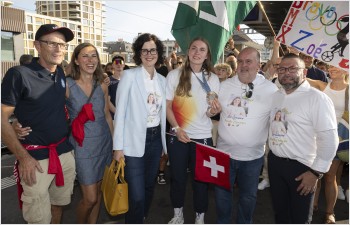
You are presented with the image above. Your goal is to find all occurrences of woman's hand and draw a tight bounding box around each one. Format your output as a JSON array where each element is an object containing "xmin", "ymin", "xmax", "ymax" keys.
[
  {"xmin": 176, "ymin": 128, "xmax": 191, "ymax": 143},
  {"xmin": 209, "ymin": 98, "xmax": 222, "ymax": 115},
  {"xmin": 113, "ymin": 150, "xmax": 124, "ymax": 162}
]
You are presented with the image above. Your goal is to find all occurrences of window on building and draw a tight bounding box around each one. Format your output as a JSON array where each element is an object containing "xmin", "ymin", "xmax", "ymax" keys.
[
  {"xmin": 29, "ymin": 49, "xmax": 35, "ymax": 57},
  {"xmin": 27, "ymin": 24, "xmax": 33, "ymax": 31},
  {"xmin": 55, "ymin": 4, "xmax": 60, "ymax": 10},
  {"xmin": 26, "ymin": 15, "xmax": 33, "ymax": 24},
  {"xmin": 1, "ymin": 31, "xmax": 15, "ymax": 61},
  {"xmin": 27, "ymin": 32, "xmax": 34, "ymax": 40},
  {"xmin": 69, "ymin": 24, "xmax": 76, "ymax": 30}
]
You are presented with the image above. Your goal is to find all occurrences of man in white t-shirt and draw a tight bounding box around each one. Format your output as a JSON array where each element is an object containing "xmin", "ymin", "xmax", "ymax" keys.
[
  {"xmin": 268, "ymin": 53, "xmax": 338, "ymax": 223},
  {"xmin": 215, "ymin": 47, "xmax": 278, "ymax": 223}
]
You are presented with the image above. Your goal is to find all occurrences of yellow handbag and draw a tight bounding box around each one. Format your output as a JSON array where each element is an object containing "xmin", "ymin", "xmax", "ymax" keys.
[{"xmin": 101, "ymin": 158, "xmax": 128, "ymax": 216}]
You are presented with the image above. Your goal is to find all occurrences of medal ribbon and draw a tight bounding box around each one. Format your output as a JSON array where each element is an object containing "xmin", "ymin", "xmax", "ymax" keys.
[{"xmin": 191, "ymin": 69, "xmax": 211, "ymax": 93}]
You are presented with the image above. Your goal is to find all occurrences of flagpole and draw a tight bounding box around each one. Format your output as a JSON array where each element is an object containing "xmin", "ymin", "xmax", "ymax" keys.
[
  {"xmin": 257, "ymin": 1, "xmax": 284, "ymax": 55},
  {"xmin": 166, "ymin": 132, "xmax": 231, "ymax": 156}
]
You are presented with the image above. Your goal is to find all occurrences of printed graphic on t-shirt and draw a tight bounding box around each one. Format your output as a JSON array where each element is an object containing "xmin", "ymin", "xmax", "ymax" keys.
[
  {"xmin": 172, "ymin": 95, "xmax": 197, "ymax": 129},
  {"xmin": 269, "ymin": 108, "xmax": 288, "ymax": 146},
  {"xmin": 147, "ymin": 92, "xmax": 161, "ymax": 123},
  {"xmin": 224, "ymin": 95, "xmax": 249, "ymax": 127}
]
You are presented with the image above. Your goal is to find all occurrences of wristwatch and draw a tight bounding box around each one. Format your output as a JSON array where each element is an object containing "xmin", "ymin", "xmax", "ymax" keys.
[
  {"xmin": 171, "ymin": 126, "xmax": 180, "ymax": 133},
  {"xmin": 309, "ymin": 169, "xmax": 324, "ymax": 179}
]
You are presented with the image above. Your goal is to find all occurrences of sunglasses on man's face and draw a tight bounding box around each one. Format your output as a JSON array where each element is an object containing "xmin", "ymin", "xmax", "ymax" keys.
[{"xmin": 113, "ymin": 59, "xmax": 124, "ymax": 65}]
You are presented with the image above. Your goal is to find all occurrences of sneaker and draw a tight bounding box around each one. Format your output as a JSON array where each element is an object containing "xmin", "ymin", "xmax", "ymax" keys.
[
  {"xmin": 158, "ymin": 173, "xmax": 166, "ymax": 185},
  {"xmin": 195, "ymin": 212, "xmax": 205, "ymax": 224},
  {"xmin": 258, "ymin": 179, "xmax": 270, "ymax": 190},
  {"xmin": 337, "ymin": 185, "xmax": 346, "ymax": 200},
  {"xmin": 168, "ymin": 208, "xmax": 184, "ymax": 224},
  {"xmin": 346, "ymin": 189, "xmax": 349, "ymax": 203}
]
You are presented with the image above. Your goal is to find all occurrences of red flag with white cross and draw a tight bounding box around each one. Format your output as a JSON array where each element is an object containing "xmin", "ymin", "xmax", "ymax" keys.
[{"xmin": 195, "ymin": 143, "xmax": 231, "ymax": 190}]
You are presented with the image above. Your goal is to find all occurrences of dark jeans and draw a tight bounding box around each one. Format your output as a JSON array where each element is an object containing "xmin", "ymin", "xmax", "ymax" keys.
[
  {"xmin": 268, "ymin": 151, "xmax": 314, "ymax": 224},
  {"xmin": 168, "ymin": 136, "xmax": 213, "ymax": 213},
  {"xmin": 124, "ymin": 125, "xmax": 163, "ymax": 224},
  {"xmin": 215, "ymin": 156, "xmax": 263, "ymax": 223}
]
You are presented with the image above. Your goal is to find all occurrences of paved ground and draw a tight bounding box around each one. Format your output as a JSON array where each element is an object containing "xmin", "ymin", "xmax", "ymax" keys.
[{"xmin": 1, "ymin": 153, "xmax": 349, "ymax": 224}]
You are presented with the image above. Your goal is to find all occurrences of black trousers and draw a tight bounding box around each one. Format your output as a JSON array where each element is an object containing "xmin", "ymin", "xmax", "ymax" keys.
[{"xmin": 268, "ymin": 151, "xmax": 314, "ymax": 224}]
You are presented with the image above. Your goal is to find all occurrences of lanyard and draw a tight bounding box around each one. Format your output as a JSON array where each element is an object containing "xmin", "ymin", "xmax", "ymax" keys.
[{"xmin": 191, "ymin": 69, "xmax": 211, "ymax": 93}]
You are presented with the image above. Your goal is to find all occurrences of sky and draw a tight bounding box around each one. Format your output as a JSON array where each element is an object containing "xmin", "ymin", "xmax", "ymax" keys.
[
  {"xmin": 10, "ymin": 0, "xmax": 264, "ymax": 44},
  {"xmin": 10, "ymin": 0, "xmax": 180, "ymax": 43}
]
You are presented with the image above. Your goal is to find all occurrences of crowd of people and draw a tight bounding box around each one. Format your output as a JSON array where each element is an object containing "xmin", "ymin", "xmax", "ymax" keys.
[{"xmin": 1, "ymin": 24, "xmax": 348, "ymax": 224}]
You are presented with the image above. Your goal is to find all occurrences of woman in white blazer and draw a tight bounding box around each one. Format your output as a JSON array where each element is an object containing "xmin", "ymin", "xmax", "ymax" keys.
[{"xmin": 112, "ymin": 33, "xmax": 167, "ymax": 224}]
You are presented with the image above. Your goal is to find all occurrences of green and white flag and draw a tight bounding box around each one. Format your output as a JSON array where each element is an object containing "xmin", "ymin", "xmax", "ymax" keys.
[{"xmin": 171, "ymin": 1, "xmax": 256, "ymax": 64}]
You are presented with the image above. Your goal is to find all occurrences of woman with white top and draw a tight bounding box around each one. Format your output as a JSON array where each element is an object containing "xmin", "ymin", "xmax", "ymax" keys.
[
  {"xmin": 307, "ymin": 65, "xmax": 348, "ymax": 224},
  {"xmin": 112, "ymin": 33, "xmax": 167, "ymax": 224},
  {"xmin": 166, "ymin": 37, "xmax": 220, "ymax": 224}
]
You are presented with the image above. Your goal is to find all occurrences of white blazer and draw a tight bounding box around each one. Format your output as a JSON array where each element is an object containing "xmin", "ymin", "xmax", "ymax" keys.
[{"xmin": 113, "ymin": 66, "xmax": 167, "ymax": 157}]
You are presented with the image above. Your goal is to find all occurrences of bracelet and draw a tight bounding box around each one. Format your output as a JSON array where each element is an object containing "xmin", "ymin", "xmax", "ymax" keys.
[{"xmin": 171, "ymin": 126, "xmax": 180, "ymax": 133}]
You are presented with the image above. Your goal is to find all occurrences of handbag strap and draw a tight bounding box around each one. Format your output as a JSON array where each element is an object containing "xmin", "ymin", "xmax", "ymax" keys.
[
  {"xmin": 345, "ymin": 85, "xmax": 349, "ymax": 112},
  {"xmin": 115, "ymin": 158, "xmax": 126, "ymax": 183},
  {"xmin": 86, "ymin": 81, "xmax": 98, "ymax": 104}
]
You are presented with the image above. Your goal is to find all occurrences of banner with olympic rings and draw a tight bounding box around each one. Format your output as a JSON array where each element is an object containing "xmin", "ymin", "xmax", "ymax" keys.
[{"xmin": 277, "ymin": 1, "xmax": 349, "ymax": 72}]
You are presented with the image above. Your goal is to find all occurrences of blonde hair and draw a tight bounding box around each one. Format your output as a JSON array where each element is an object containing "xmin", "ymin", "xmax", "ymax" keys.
[{"xmin": 214, "ymin": 63, "xmax": 233, "ymax": 78}]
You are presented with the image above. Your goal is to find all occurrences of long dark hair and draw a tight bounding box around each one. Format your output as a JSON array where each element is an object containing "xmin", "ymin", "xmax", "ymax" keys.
[
  {"xmin": 69, "ymin": 43, "xmax": 104, "ymax": 84},
  {"xmin": 175, "ymin": 37, "xmax": 214, "ymax": 97}
]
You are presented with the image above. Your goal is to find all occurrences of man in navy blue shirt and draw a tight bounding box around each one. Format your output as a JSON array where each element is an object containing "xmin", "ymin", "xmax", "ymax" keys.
[
  {"xmin": 300, "ymin": 53, "xmax": 328, "ymax": 82},
  {"xmin": 1, "ymin": 24, "xmax": 76, "ymax": 224}
]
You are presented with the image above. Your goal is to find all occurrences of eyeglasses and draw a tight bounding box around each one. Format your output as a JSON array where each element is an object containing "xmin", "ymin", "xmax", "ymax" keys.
[
  {"xmin": 38, "ymin": 40, "xmax": 68, "ymax": 50},
  {"xmin": 177, "ymin": 61, "xmax": 183, "ymax": 65},
  {"xmin": 141, "ymin": 48, "xmax": 157, "ymax": 56},
  {"xmin": 113, "ymin": 59, "xmax": 124, "ymax": 65},
  {"xmin": 277, "ymin": 67, "xmax": 304, "ymax": 74},
  {"xmin": 241, "ymin": 82, "xmax": 254, "ymax": 98}
]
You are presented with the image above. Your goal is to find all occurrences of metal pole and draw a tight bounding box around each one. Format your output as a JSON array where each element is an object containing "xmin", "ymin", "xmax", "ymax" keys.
[{"xmin": 257, "ymin": 1, "xmax": 284, "ymax": 55}]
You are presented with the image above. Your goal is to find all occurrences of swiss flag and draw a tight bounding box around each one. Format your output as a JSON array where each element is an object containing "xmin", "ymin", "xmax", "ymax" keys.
[{"xmin": 195, "ymin": 143, "xmax": 231, "ymax": 190}]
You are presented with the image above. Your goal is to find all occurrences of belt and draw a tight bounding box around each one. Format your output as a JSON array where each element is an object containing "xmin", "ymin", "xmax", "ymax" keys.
[
  {"xmin": 271, "ymin": 151, "xmax": 298, "ymax": 162},
  {"xmin": 147, "ymin": 125, "xmax": 161, "ymax": 134}
]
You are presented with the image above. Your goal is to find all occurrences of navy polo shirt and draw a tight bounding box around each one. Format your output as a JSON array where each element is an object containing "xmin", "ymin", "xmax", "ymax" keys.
[
  {"xmin": 307, "ymin": 65, "xmax": 328, "ymax": 83},
  {"xmin": 1, "ymin": 58, "xmax": 73, "ymax": 160},
  {"xmin": 108, "ymin": 76, "xmax": 120, "ymax": 118}
]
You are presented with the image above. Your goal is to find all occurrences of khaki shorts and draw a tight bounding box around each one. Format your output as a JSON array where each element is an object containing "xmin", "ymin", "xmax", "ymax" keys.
[{"xmin": 21, "ymin": 151, "xmax": 76, "ymax": 223}]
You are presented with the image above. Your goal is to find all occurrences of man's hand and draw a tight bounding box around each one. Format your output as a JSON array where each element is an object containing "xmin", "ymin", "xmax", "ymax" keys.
[
  {"xmin": 295, "ymin": 171, "xmax": 318, "ymax": 196},
  {"xmin": 12, "ymin": 120, "xmax": 31, "ymax": 140},
  {"xmin": 19, "ymin": 155, "xmax": 43, "ymax": 186}
]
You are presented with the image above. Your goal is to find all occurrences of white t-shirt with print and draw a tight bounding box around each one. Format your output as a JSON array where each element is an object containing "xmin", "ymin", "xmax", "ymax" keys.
[
  {"xmin": 217, "ymin": 74, "xmax": 278, "ymax": 161},
  {"xmin": 166, "ymin": 68, "xmax": 220, "ymax": 139},
  {"xmin": 268, "ymin": 81, "xmax": 337, "ymax": 170},
  {"xmin": 142, "ymin": 66, "xmax": 162, "ymax": 128}
]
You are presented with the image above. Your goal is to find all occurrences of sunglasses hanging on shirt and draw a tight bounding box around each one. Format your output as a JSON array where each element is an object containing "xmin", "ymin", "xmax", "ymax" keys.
[{"xmin": 241, "ymin": 82, "xmax": 254, "ymax": 99}]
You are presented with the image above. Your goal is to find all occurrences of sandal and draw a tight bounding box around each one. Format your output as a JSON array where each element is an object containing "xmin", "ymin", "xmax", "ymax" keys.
[{"xmin": 324, "ymin": 213, "xmax": 336, "ymax": 224}]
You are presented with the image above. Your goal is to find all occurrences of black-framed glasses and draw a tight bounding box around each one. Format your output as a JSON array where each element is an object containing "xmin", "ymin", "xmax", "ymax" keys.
[
  {"xmin": 277, "ymin": 67, "xmax": 304, "ymax": 74},
  {"xmin": 141, "ymin": 48, "xmax": 157, "ymax": 56},
  {"xmin": 38, "ymin": 40, "xmax": 68, "ymax": 50},
  {"xmin": 241, "ymin": 82, "xmax": 254, "ymax": 98}
]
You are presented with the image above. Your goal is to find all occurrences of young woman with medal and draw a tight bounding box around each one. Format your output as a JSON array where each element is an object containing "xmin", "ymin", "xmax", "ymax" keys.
[{"xmin": 166, "ymin": 37, "xmax": 221, "ymax": 224}]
